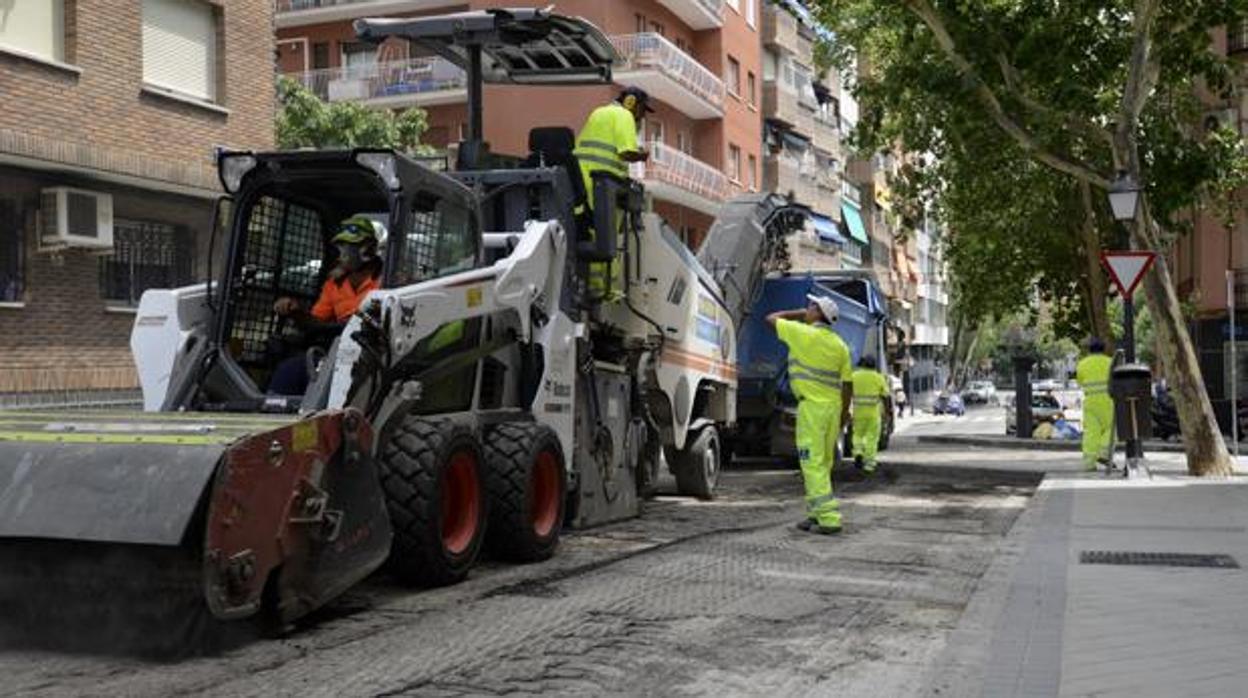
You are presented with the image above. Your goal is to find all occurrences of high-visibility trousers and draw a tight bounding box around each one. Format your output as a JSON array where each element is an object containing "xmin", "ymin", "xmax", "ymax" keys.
[
  {"xmin": 797, "ymin": 398, "xmax": 844, "ymax": 527},
  {"xmin": 1083, "ymin": 394, "xmax": 1114, "ymax": 468},
  {"xmin": 852, "ymin": 408, "xmax": 882, "ymax": 471}
]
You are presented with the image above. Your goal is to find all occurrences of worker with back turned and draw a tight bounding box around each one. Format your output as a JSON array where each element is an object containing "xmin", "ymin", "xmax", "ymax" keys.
[
  {"xmin": 767, "ymin": 295, "xmax": 853, "ymax": 535},
  {"xmin": 851, "ymin": 355, "xmax": 890, "ymax": 476},
  {"xmin": 1077, "ymin": 337, "xmax": 1114, "ymax": 471}
]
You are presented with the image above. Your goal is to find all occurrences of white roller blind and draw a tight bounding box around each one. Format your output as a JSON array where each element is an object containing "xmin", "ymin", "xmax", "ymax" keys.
[
  {"xmin": 0, "ymin": 0, "xmax": 65, "ymax": 62},
  {"xmin": 143, "ymin": 0, "xmax": 217, "ymax": 101}
]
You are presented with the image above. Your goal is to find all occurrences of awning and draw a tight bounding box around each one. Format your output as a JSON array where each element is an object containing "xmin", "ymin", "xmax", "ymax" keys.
[
  {"xmin": 810, "ymin": 213, "xmax": 845, "ymax": 244},
  {"xmin": 841, "ymin": 201, "xmax": 868, "ymax": 244}
]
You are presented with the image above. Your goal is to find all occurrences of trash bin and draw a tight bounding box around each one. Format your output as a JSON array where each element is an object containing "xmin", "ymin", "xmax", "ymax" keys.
[{"xmin": 1111, "ymin": 363, "xmax": 1153, "ymax": 441}]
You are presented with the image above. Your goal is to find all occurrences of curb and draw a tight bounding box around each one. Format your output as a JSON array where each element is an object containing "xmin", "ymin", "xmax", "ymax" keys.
[{"xmin": 916, "ymin": 433, "xmax": 1186, "ymax": 453}]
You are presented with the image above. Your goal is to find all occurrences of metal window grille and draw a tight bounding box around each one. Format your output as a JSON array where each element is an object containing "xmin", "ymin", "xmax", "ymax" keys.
[
  {"xmin": 0, "ymin": 201, "xmax": 23, "ymax": 302},
  {"xmin": 99, "ymin": 219, "xmax": 189, "ymax": 305},
  {"xmin": 1230, "ymin": 21, "xmax": 1248, "ymax": 54},
  {"xmin": 400, "ymin": 201, "xmax": 475, "ymax": 286},
  {"xmin": 230, "ymin": 197, "xmax": 324, "ymax": 365}
]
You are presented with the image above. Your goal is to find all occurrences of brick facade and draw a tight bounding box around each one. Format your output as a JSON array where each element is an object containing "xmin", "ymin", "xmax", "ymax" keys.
[{"xmin": 0, "ymin": 0, "xmax": 275, "ymax": 395}]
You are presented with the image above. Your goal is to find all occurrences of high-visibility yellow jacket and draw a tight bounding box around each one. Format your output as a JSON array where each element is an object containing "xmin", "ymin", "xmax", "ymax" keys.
[
  {"xmin": 574, "ymin": 102, "xmax": 639, "ymax": 207},
  {"xmin": 1077, "ymin": 353, "xmax": 1113, "ymax": 399},
  {"xmin": 851, "ymin": 369, "xmax": 889, "ymax": 418},
  {"xmin": 776, "ymin": 319, "xmax": 853, "ymax": 403}
]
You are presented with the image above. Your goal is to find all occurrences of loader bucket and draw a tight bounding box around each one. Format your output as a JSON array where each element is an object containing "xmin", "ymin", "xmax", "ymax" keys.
[{"xmin": 0, "ymin": 409, "xmax": 392, "ymax": 627}]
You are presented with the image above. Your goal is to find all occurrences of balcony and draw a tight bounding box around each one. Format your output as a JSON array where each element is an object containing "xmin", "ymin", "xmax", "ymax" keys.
[
  {"xmin": 764, "ymin": 153, "xmax": 820, "ymax": 212},
  {"xmin": 631, "ymin": 141, "xmax": 728, "ymax": 216},
  {"xmin": 287, "ymin": 57, "xmax": 467, "ymax": 108},
  {"xmin": 655, "ymin": 0, "xmax": 724, "ymax": 31},
  {"xmin": 763, "ymin": 82, "xmax": 813, "ymax": 136},
  {"xmin": 611, "ymin": 34, "xmax": 725, "ymax": 119},
  {"xmin": 810, "ymin": 106, "xmax": 839, "ymax": 153},
  {"xmin": 763, "ymin": 2, "xmax": 813, "ymax": 55},
  {"xmin": 274, "ymin": 0, "xmax": 462, "ymax": 29}
]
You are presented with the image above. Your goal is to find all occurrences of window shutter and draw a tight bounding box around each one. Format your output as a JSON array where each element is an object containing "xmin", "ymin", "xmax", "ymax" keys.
[
  {"xmin": 142, "ymin": 0, "xmax": 217, "ymax": 101},
  {"xmin": 0, "ymin": 0, "xmax": 64, "ymax": 61}
]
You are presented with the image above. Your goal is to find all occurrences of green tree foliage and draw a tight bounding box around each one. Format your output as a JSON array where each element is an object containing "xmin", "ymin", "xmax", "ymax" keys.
[{"xmin": 276, "ymin": 76, "xmax": 435, "ymax": 154}]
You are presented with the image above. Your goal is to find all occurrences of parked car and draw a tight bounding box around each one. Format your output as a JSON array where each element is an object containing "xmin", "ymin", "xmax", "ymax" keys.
[
  {"xmin": 1006, "ymin": 393, "xmax": 1064, "ymax": 435},
  {"xmin": 1032, "ymin": 378, "xmax": 1061, "ymax": 392},
  {"xmin": 961, "ymin": 380, "xmax": 997, "ymax": 405},
  {"xmin": 933, "ymin": 393, "xmax": 966, "ymax": 416}
]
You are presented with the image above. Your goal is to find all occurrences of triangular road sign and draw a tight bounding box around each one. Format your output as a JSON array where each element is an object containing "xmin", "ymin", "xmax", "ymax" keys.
[{"xmin": 1101, "ymin": 251, "xmax": 1156, "ymax": 300}]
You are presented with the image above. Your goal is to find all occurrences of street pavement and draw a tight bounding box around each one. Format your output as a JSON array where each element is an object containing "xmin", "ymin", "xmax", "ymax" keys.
[{"xmin": 2, "ymin": 408, "xmax": 1245, "ymax": 697}]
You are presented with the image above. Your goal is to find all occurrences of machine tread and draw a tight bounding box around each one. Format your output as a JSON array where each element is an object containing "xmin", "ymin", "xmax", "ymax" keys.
[
  {"xmin": 483, "ymin": 422, "xmax": 565, "ymax": 562},
  {"xmin": 378, "ymin": 416, "xmax": 486, "ymax": 587}
]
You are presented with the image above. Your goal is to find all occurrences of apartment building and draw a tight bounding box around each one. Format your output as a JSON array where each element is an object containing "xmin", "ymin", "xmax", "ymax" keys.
[
  {"xmin": 276, "ymin": 0, "xmax": 763, "ymax": 249},
  {"xmin": 758, "ymin": 0, "xmax": 852, "ymax": 271},
  {"xmin": 0, "ymin": 0, "xmax": 275, "ymax": 403}
]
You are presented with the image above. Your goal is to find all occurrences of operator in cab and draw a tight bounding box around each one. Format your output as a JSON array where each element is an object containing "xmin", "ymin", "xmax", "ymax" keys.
[
  {"xmin": 574, "ymin": 86, "xmax": 653, "ymax": 298},
  {"xmin": 767, "ymin": 295, "xmax": 854, "ymax": 535},
  {"xmin": 268, "ymin": 216, "xmax": 383, "ymax": 396},
  {"xmin": 1077, "ymin": 337, "xmax": 1114, "ymax": 471}
]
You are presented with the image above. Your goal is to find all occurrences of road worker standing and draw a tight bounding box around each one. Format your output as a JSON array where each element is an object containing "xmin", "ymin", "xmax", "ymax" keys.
[
  {"xmin": 767, "ymin": 295, "xmax": 854, "ymax": 535},
  {"xmin": 851, "ymin": 355, "xmax": 890, "ymax": 475},
  {"xmin": 1077, "ymin": 337, "xmax": 1114, "ymax": 471}
]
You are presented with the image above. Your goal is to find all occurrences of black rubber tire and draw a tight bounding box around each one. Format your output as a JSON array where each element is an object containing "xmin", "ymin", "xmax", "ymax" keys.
[
  {"xmin": 378, "ymin": 416, "xmax": 487, "ymax": 587},
  {"xmin": 482, "ymin": 422, "xmax": 566, "ymax": 563},
  {"xmin": 670, "ymin": 426, "xmax": 720, "ymax": 500}
]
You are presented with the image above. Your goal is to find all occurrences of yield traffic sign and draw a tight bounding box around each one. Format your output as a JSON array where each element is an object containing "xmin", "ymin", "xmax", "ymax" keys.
[{"xmin": 1101, "ymin": 251, "xmax": 1156, "ymax": 300}]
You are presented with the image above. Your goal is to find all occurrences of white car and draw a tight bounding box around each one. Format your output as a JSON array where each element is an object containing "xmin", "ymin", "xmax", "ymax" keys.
[
  {"xmin": 1005, "ymin": 393, "xmax": 1064, "ymax": 435},
  {"xmin": 961, "ymin": 380, "xmax": 997, "ymax": 404}
]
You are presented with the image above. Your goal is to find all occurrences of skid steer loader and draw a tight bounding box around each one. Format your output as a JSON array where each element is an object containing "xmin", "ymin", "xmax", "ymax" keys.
[{"xmin": 0, "ymin": 8, "xmax": 807, "ymax": 631}]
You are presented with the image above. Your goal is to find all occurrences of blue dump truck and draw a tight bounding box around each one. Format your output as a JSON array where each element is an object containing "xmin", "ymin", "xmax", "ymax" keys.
[{"xmin": 729, "ymin": 271, "xmax": 895, "ymax": 459}]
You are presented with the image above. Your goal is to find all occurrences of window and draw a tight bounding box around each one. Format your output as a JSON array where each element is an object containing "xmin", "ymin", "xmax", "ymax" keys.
[
  {"xmin": 747, "ymin": 0, "xmax": 757, "ymax": 28},
  {"xmin": 651, "ymin": 22, "xmax": 665, "ymax": 37},
  {"xmin": 727, "ymin": 57, "xmax": 741, "ymax": 96},
  {"xmin": 0, "ymin": 0, "xmax": 65, "ymax": 63},
  {"xmin": 728, "ymin": 145, "xmax": 742, "ymax": 182},
  {"xmin": 312, "ymin": 42, "xmax": 330, "ymax": 70},
  {"xmin": 676, "ymin": 131, "xmax": 691, "ymax": 154},
  {"xmin": 341, "ymin": 41, "xmax": 377, "ymax": 77},
  {"xmin": 100, "ymin": 220, "xmax": 192, "ymax": 307},
  {"xmin": 1230, "ymin": 21, "xmax": 1248, "ymax": 54},
  {"xmin": 398, "ymin": 198, "xmax": 478, "ymax": 286},
  {"xmin": 636, "ymin": 13, "xmax": 646, "ymax": 33},
  {"xmin": 142, "ymin": 0, "xmax": 219, "ymax": 102},
  {"xmin": 747, "ymin": 71, "xmax": 757, "ymax": 105},
  {"xmin": 747, "ymin": 155, "xmax": 757, "ymax": 190},
  {"xmin": 647, "ymin": 120, "xmax": 665, "ymax": 146},
  {"xmin": 763, "ymin": 50, "xmax": 778, "ymax": 81},
  {"xmin": 0, "ymin": 202, "xmax": 24, "ymax": 303}
]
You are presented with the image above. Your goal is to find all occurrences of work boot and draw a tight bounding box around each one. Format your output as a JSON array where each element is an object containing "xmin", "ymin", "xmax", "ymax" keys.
[
  {"xmin": 853, "ymin": 454, "xmax": 864, "ymax": 470},
  {"xmin": 863, "ymin": 463, "xmax": 876, "ymax": 476},
  {"xmin": 814, "ymin": 524, "xmax": 843, "ymax": 535},
  {"xmin": 796, "ymin": 518, "xmax": 816, "ymax": 532}
]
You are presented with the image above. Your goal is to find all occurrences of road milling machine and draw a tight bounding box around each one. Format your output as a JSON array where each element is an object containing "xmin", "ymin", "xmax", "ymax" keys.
[{"xmin": 0, "ymin": 8, "xmax": 808, "ymax": 631}]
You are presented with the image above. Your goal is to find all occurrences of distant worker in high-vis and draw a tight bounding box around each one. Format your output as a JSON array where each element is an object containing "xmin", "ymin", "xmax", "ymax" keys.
[
  {"xmin": 851, "ymin": 355, "xmax": 890, "ymax": 475},
  {"xmin": 767, "ymin": 295, "xmax": 854, "ymax": 535},
  {"xmin": 1077, "ymin": 337, "xmax": 1114, "ymax": 470}
]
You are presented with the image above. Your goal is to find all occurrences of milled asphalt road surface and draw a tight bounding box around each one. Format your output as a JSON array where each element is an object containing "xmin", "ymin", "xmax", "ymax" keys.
[{"xmin": 0, "ymin": 440, "xmax": 1038, "ymax": 697}]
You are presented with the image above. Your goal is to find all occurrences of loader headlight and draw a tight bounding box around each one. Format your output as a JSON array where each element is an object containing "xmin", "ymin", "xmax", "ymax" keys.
[
  {"xmin": 219, "ymin": 153, "xmax": 257, "ymax": 194},
  {"xmin": 356, "ymin": 152, "xmax": 401, "ymax": 191}
]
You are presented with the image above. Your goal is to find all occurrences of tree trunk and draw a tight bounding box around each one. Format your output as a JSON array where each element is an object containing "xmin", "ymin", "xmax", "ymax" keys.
[
  {"xmin": 946, "ymin": 310, "xmax": 966, "ymax": 389},
  {"xmin": 1078, "ymin": 181, "xmax": 1112, "ymax": 344},
  {"xmin": 1133, "ymin": 219, "xmax": 1234, "ymax": 476}
]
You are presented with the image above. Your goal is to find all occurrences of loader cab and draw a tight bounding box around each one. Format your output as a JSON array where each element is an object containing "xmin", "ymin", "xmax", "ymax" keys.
[{"xmin": 177, "ymin": 150, "xmax": 482, "ymax": 412}]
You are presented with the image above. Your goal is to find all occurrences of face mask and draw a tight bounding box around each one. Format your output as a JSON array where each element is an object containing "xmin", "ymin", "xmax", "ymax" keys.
[{"xmin": 337, "ymin": 243, "xmax": 364, "ymax": 271}]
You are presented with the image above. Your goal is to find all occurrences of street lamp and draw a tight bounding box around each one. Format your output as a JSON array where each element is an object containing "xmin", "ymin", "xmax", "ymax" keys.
[{"xmin": 1107, "ymin": 170, "xmax": 1141, "ymax": 222}]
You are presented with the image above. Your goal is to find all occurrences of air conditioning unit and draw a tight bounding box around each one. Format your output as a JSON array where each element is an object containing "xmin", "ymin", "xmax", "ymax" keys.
[{"xmin": 40, "ymin": 187, "xmax": 113, "ymax": 251}]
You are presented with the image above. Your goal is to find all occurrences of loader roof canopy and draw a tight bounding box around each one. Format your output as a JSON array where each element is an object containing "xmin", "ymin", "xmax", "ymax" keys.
[{"xmin": 354, "ymin": 9, "xmax": 618, "ymax": 85}]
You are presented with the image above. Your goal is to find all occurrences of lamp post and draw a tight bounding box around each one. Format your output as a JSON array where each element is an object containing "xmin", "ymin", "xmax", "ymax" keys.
[{"xmin": 1108, "ymin": 170, "xmax": 1144, "ymax": 463}]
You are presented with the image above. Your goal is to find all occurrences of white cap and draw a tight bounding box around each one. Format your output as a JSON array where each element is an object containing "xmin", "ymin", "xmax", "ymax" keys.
[{"xmin": 806, "ymin": 294, "xmax": 839, "ymax": 323}]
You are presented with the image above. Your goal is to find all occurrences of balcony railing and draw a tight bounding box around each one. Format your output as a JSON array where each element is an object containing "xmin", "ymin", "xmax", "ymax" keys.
[
  {"xmin": 287, "ymin": 57, "xmax": 466, "ymax": 104},
  {"xmin": 276, "ymin": 0, "xmax": 380, "ymax": 10},
  {"xmin": 632, "ymin": 141, "xmax": 728, "ymax": 205},
  {"xmin": 610, "ymin": 33, "xmax": 726, "ymax": 112}
]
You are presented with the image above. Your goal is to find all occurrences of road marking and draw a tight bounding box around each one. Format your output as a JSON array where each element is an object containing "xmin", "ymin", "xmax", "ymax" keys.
[{"xmin": 756, "ymin": 568, "xmax": 931, "ymax": 592}]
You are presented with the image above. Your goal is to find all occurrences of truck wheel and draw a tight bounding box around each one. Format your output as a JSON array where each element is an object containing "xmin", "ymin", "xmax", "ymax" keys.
[
  {"xmin": 378, "ymin": 416, "xmax": 486, "ymax": 587},
  {"xmin": 670, "ymin": 426, "xmax": 720, "ymax": 500},
  {"xmin": 482, "ymin": 422, "xmax": 565, "ymax": 563}
]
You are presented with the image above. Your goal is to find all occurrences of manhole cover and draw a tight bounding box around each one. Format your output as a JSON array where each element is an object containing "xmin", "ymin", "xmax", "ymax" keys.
[{"xmin": 1079, "ymin": 551, "xmax": 1239, "ymax": 569}]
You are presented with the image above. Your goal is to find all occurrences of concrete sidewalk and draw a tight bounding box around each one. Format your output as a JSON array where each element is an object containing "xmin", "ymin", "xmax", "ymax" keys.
[
  {"xmin": 925, "ymin": 458, "xmax": 1248, "ymax": 698},
  {"xmin": 917, "ymin": 432, "xmax": 1187, "ymax": 453}
]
